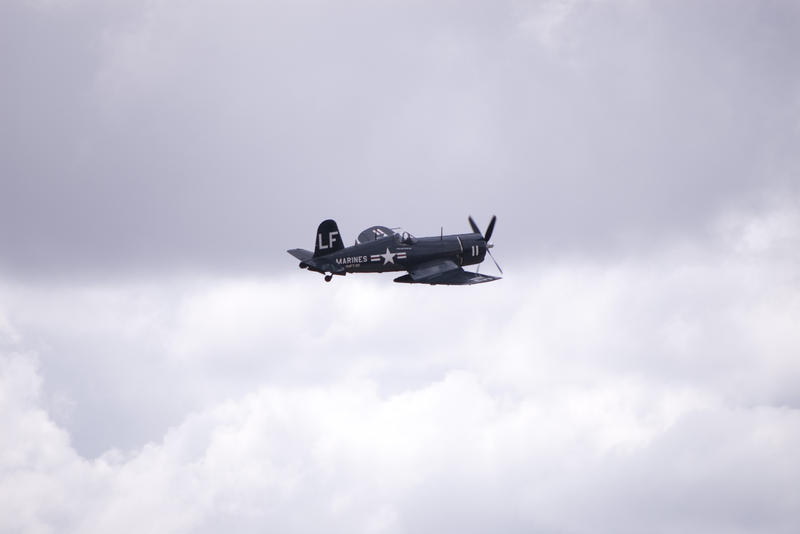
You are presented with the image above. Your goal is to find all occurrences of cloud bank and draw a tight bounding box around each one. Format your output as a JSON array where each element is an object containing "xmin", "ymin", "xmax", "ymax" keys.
[
  {"xmin": 2, "ymin": 0, "xmax": 799, "ymax": 531},
  {"xmin": 2, "ymin": 201, "xmax": 799, "ymax": 533}
]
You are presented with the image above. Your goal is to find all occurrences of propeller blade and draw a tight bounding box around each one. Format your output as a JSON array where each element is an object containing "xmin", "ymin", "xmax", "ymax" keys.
[
  {"xmin": 468, "ymin": 215, "xmax": 481, "ymax": 235},
  {"xmin": 484, "ymin": 215, "xmax": 497, "ymax": 243},
  {"xmin": 487, "ymin": 248, "xmax": 503, "ymax": 275}
]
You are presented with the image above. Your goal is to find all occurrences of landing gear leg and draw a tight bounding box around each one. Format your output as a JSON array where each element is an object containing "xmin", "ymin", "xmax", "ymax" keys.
[{"xmin": 324, "ymin": 274, "xmax": 333, "ymax": 282}]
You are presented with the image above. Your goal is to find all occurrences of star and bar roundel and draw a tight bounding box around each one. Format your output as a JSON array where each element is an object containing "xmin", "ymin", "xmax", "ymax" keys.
[{"xmin": 370, "ymin": 248, "xmax": 408, "ymax": 265}]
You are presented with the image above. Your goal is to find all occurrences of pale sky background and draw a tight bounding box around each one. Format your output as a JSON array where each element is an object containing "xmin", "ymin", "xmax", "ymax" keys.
[{"xmin": 1, "ymin": 1, "xmax": 799, "ymax": 533}]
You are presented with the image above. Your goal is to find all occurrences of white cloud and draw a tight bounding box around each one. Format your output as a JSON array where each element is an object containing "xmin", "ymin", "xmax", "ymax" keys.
[
  {"xmin": 1, "ymin": 201, "xmax": 799, "ymax": 532},
  {"xmin": 1, "ymin": 353, "xmax": 798, "ymax": 533}
]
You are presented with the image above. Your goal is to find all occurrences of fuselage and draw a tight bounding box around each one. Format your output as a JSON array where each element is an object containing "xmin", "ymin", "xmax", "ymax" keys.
[{"xmin": 301, "ymin": 232, "xmax": 487, "ymax": 275}]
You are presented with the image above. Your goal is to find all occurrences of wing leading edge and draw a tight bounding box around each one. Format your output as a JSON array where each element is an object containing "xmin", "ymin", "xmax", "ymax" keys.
[{"xmin": 393, "ymin": 259, "xmax": 500, "ymax": 285}]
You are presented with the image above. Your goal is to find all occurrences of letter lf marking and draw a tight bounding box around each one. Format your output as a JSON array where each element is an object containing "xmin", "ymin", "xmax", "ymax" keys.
[{"xmin": 318, "ymin": 231, "xmax": 339, "ymax": 250}]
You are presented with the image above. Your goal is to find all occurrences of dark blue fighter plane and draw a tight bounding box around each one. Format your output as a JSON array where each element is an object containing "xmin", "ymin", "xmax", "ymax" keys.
[{"xmin": 288, "ymin": 216, "xmax": 502, "ymax": 285}]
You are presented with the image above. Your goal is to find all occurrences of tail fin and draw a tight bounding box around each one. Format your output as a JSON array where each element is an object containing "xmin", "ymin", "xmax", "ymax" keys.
[{"xmin": 313, "ymin": 219, "xmax": 344, "ymax": 257}]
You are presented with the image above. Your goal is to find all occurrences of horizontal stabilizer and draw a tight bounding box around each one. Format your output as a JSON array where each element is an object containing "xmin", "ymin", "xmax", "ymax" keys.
[{"xmin": 287, "ymin": 248, "xmax": 314, "ymax": 261}]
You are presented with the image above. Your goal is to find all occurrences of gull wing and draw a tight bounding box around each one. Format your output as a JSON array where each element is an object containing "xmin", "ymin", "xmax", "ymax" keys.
[{"xmin": 393, "ymin": 259, "xmax": 500, "ymax": 286}]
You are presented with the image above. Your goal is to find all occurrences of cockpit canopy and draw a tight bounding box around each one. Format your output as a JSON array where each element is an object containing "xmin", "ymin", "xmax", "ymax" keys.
[
  {"xmin": 394, "ymin": 230, "xmax": 416, "ymax": 245},
  {"xmin": 356, "ymin": 225, "xmax": 392, "ymax": 244},
  {"xmin": 356, "ymin": 225, "xmax": 416, "ymax": 245}
]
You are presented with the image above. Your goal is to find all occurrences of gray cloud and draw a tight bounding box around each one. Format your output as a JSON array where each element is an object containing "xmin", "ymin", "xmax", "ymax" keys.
[{"xmin": 2, "ymin": 0, "xmax": 799, "ymax": 277}]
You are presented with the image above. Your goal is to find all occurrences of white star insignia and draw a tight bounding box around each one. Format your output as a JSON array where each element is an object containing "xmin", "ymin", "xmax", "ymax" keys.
[{"xmin": 380, "ymin": 248, "xmax": 396, "ymax": 265}]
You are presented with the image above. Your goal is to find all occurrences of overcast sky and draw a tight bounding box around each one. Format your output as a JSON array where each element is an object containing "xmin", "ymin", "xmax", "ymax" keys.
[{"xmin": 1, "ymin": 0, "xmax": 799, "ymax": 532}]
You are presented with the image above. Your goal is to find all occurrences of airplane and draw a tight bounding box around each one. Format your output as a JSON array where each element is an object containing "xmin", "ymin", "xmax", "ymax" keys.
[{"xmin": 287, "ymin": 216, "xmax": 502, "ymax": 285}]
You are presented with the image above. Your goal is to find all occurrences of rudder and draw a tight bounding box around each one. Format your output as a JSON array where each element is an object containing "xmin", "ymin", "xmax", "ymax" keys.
[{"xmin": 313, "ymin": 219, "xmax": 344, "ymax": 257}]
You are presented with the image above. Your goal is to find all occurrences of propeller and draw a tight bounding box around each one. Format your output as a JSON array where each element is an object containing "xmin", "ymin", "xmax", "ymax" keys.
[
  {"xmin": 468, "ymin": 215, "xmax": 503, "ymax": 275},
  {"xmin": 484, "ymin": 215, "xmax": 496, "ymax": 243},
  {"xmin": 468, "ymin": 216, "xmax": 481, "ymax": 234}
]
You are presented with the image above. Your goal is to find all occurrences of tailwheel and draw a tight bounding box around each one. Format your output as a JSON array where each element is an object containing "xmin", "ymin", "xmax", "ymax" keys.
[{"xmin": 324, "ymin": 274, "xmax": 333, "ymax": 282}]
